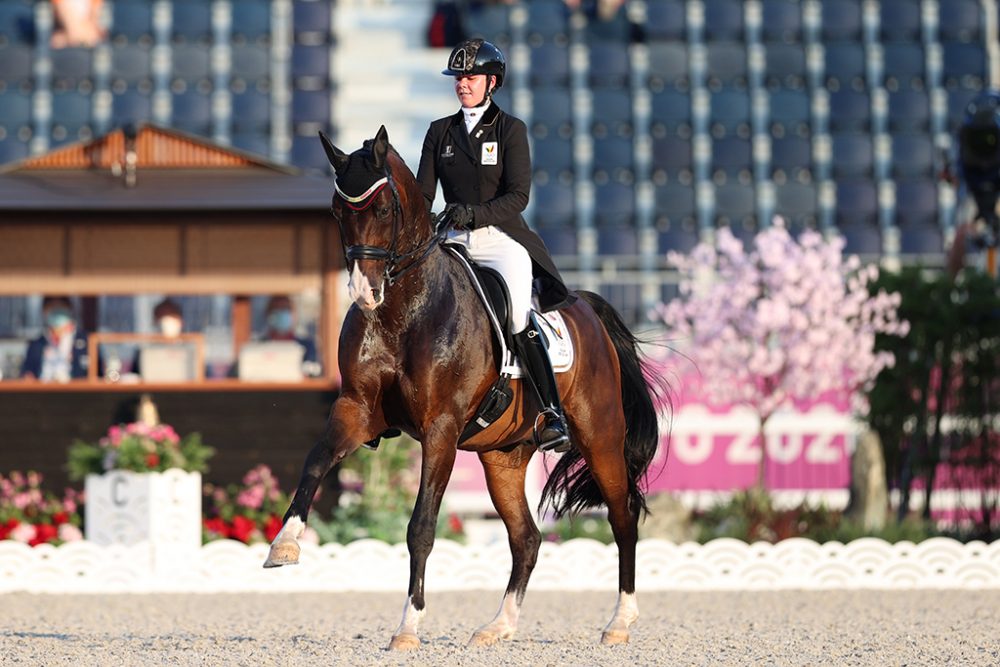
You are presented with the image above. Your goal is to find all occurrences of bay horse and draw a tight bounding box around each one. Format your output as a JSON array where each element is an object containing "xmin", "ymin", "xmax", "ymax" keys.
[{"xmin": 264, "ymin": 126, "xmax": 668, "ymax": 649}]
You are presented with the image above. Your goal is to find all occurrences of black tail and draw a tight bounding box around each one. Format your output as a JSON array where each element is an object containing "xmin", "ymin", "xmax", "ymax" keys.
[{"xmin": 540, "ymin": 291, "xmax": 671, "ymax": 519}]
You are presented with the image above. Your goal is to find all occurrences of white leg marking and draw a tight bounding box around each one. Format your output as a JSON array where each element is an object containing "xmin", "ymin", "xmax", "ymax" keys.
[
  {"xmin": 273, "ymin": 515, "xmax": 304, "ymax": 544},
  {"xmin": 601, "ymin": 592, "xmax": 638, "ymax": 643},
  {"xmin": 470, "ymin": 591, "xmax": 521, "ymax": 645},
  {"xmin": 393, "ymin": 596, "xmax": 425, "ymax": 639}
]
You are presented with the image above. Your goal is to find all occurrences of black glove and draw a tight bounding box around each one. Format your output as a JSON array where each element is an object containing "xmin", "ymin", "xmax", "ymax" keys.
[{"xmin": 445, "ymin": 203, "xmax": 475, "ymax": 230}]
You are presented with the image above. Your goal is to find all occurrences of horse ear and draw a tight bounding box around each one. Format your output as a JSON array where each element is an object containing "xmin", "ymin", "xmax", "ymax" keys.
[
  {"xmin": 371, "ymin": 125, "xmax": 389, "ymax": 170},
  {"xmin": 318, "ymin": 131, "xmax": 349, "ymax": 173}
]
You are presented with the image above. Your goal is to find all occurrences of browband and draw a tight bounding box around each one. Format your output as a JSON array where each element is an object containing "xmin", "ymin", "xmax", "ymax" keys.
[{"xmin": 335, "ymin": 176, "xmax": 389, "ymax": 210}]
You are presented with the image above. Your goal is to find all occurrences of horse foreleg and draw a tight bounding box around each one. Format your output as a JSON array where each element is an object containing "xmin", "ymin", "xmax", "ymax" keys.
[
  {"xmin": 468, "ymin": 445, "xmax": 539, "ymax": 647},
  {"xmin": 388, "ymin": 422, "xmax": 458, "ymax": 651},
  {"xmin": 264, "ymin": 397, "xmax": 369, "ymax": 568}
]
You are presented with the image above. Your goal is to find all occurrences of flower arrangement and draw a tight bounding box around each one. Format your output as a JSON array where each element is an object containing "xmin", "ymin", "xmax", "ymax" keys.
[
  {"xmin": 202, "ymin": 465, "xmax": 318, "ymax": 545},
  {"xmin": 0, "ymin": 471, "xmax": 83, "ymax": 546},
  {"xmin": 67, "ymin": 421, "xmax": 214, "ymax": 480}
]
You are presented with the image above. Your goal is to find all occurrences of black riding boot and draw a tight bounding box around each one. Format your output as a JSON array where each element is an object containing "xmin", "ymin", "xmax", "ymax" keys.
[{"xmin": 513, "ymin": 322, "xmax": 571, "ymax": 452}]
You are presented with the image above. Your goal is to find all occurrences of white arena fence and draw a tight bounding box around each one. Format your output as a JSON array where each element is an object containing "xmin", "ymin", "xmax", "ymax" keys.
[{"xmin": 1, "ymin": 537, "xmax": 997, "ymax": 594}]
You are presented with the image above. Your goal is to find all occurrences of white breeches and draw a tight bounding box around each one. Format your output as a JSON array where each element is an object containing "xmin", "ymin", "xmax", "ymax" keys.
[{"xmin": 446, "ymin": 226, "xmax": 533, "ymax": 333}]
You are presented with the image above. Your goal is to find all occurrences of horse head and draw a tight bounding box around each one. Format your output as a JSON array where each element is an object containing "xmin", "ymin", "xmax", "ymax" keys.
[{"xmin": 320, "ymin": 126, "xmax": 432, "ymax": 311}]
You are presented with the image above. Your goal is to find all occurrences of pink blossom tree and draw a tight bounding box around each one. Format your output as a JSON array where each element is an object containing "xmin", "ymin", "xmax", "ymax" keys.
[{"xmin": 657, "ymin": 219, "xmax": 909, "ymax": 488}]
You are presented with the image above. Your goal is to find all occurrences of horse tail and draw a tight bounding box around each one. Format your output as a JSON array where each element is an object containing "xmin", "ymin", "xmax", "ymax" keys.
[{"xmin": 540, "ymin": 290, "xmax": 671, "ymax": 520}]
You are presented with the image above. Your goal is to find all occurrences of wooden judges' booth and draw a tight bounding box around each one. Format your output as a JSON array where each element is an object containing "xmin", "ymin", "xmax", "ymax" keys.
[{"xmin": 0, "ymin": 125, "xmax": 347, "ymax": 499}]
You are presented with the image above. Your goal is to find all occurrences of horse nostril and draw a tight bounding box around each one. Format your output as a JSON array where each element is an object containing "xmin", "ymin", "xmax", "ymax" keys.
[{"xmin": 371, "ymin": 288, "xmax": 382, "ymax": 302}]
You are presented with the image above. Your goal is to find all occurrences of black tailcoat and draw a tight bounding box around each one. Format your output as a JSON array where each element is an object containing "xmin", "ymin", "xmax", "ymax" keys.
[{"xmin": 416, "ymin": 103, "xmax": 575, "ymax": 312}]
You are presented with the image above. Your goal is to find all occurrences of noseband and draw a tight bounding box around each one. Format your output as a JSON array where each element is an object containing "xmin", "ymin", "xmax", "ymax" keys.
[{"xmin": 335, "ymin": 167, "xmax": 450, "ymax": 286}]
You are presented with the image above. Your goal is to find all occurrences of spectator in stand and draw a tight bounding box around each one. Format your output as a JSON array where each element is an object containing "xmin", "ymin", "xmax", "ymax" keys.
[
  {"xmin": 262, "ymin": 295, "xmax": 320, "ymax": 375},
  {"xmin": 20, "ymin": 296, "xmax": 93, "ymax": 381},
  {"xmin": 51, "ymin": 0, "xmax": 106, "ymax": 49},
  {"xmin": 131, "ymin": 298, "xmax": 185, "ymax": 376}
]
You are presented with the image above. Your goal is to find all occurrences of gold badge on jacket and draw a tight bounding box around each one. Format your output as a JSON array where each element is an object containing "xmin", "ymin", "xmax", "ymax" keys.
[{"xmin": 481, "ymin": 142, "xmax": 498, "ymax": 165}]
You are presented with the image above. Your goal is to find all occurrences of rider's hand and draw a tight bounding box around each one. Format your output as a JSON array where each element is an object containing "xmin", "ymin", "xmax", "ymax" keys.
[{"xmin": 445, "ymin": 203, "xmax": 475, "ymax": 230}]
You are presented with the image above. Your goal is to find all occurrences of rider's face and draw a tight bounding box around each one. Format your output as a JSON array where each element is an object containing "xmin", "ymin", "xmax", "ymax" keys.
[{"xmin": 454, "ymin": 74, "xmax": 492, "ymax": 108}]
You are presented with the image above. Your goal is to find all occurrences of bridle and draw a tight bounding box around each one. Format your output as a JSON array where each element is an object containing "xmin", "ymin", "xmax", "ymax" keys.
[{"xmin": 334, "ymin": 165, "xmax": 451, "ymax": 287}]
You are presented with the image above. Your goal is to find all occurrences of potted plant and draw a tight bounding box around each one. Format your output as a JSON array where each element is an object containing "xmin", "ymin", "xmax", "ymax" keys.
[{"xmin": 0, "ymin": 471, "xmax": 83, "ymax": 546}]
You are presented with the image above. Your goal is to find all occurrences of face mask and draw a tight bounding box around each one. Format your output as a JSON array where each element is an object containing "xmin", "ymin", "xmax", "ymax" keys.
[
  {"xmin": 158, "ymin": 316, "xmax": 183, "ymax": 338},
  {"xmin": 268, "ymin": 310, "xmax": 294, "ymax": 334},
  {"xmin": 45, "ymin": 309, "xmax": 73, "ymax": 330}
]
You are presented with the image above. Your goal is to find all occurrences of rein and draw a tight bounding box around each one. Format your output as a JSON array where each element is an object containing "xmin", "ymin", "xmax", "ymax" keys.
[{"xmin": 336, "ymin": 168, "xmax": 452, "ymax": 286}]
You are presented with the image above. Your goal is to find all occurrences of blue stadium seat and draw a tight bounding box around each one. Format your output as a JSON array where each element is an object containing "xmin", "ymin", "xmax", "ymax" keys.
[
  {"xmin": 821, "ymin": 0, "xmax": 862, "ymax": 41},
  {"xmin": 172, "ymin": 90, "xmax": 212, "ymax": 135},
  {"xmin": 232, "ymin": 44, "xmax": 270, "ymax": 82},
  {"xmin": 835, "ymin": 179, "xmax": 878, "ymax": 225},
  {"xmin": 648, "ymin": 43, "xmax": 689, "ymax": 91},
  {"xmin": 111, "ymin": 1, "xmax": 152, "ymax": 43},
  {"xmin": 828, "ymin": 89, "xmax": 871, "ymax": 132},
  {"xmin": 941, "ymin": 42, "xmax": 986, "ymax": 91},
  {"xmin": 879, "ymin": 0, "xmax": 921, "ymax": 42},
  {"xmin": 823, "ymin": 42, "xmax": 866, "ymax": 90},
  {"xmin": 714, "ymin": 183, "xmax": 755, "ymax": 227},
  {"xmin": 110, "ymin": 44, "xmax": 152, "ymax": 85},
  {"xmin": 0, "ymin": 136, "xmax": 30, "ymax": 164},
  {"xmin": 293, "ymin": 0, "xmax": 331, "ymax": 43},
  {"xmin": 645, "ymin": 1, "xmax": 686, "ymax": 42},
  {"xmin": 650, "ymin": 88, "xmax": 692, "ymax": 136},
  {"xmin": 232, "ymin": 0, "xmax": 272, "ymax": 43},
  {"xmin": 705, "ymin": 43, "xmax": 748, "ymax": 89},
  {"xmin": 0, "ymin": 45, "xmax": 32, "ymax": 83},
  {"xmin": 526, "ymin": 1, "xmax": 569, "ymax": 45},
  {"xmin": 538, "ymin": 227, "xmax": 578, "ymax": 255},
  {"xmin": 764, "ymin": 43, "xmax": 807, "ymax": 90},
  {"xmin": 654, "ymin": 183, "xmax": 697, "ymax": 229},
  {"xmin": 651, "ymin": 135, "xmax": 693, "ymax": 181},
  {"xmin": 774, "ymin": 182, "xmax": 818, "ymax": 227},
  {"xmin": 938, "ymin": 0, "xmax": 982, "ymax": 42},
  {"xmin": 894, "ymin": 178, "xmax": 938, "ymax": 226},
  {"xmin": 231, "ymin": 89, "xmax": 270, "ymax": 132},
  {"xmin": 230, "ymin": 132, "xmax": 270, "ymax": 157},
  {"xmin": 768, "ymin": 89, "xmax": 811, "ymax": 137},
  {"xmin": 657, "ymin": 220, "xmax": 700, "ymax": 255},
  {"xmin": 711, "ymin": 136, "xmax": 752, "ymax": 182},
  {"xmin": 594, "ymin": 182, "xmax": 636, "ymax": 226},
  {"xmin": 171, "ymin": 44, "xmax": 211, "ymax": 82},
  {"xmin": 0, "ymin": 90, "xmax": 32, "ymax": 133},
  {"xmin": 703, "ymin": 0, "xmax": 744, "ymax": 41},
  {"xmin": 291, "ymin": 134, "xmax": 331, "ymax": 172},
  {"xmin": 463, "ymin": 3, "xmax": 511, "ymax": 46},
  {"xmin": 597, "ymin": 226, "xmax": 639, "ymax": 256},
  {"xmin": 588, "ymin": 43, "xmax": 629, "ymax": 89},
  {"xmin": 831, "ymin": 133, "xmax": 873, "ymax": 178},
  {"xmin": 532, "ymin": 181, "xmax": 575, "ymax": 228},
  {"xmin": 898, "ymin": 225, "xmax": 942, "ymax": 255},
  {"xmin": 890, "ymin": 134, "xmax": 934, "ymax": 179},
  {"xmin": 882, "ymin": 43, "xmax": 925, "ymax": 91},
  {"xmin": 51, "ymin": 90, "xmax": 92, "ymax": 140},
  {"xmin": 0, "ymin": 2, "xmax": 34, "ymax": 46},
  {"xmin": 492, "ymin": 88, "xmax": 513, "ymax": 112},
  {"xmin": 839, "ymin": 223, "xmax": 882, "ymax": 255},
  {"xmin": 760, "ymin": 0, "xmax": 802, "ymax": 43},
  {"xmin": 946, "ymin": 89, "xmax": 980, "ymax": 133},
  {"xmin": 592, "ymin": 135, "xmax": 634, "ymax": 182},
  {"xmin": 51, "ymin": 48, "xmax": 92, "ymax": 86},
  {"xmin": 111, "ymin": 88, "xmax": 153, "ymax": 128},
  {"xmin": 171, "ymin": 0, "xmax": 212, "ymax": 43},
  {"xmin": 530, "ymin": 89, "xmax": 572, "ymax": 135},
  {"xmin": 709, "ymin": 88, "xmax": 750, "ymax": 137},
  {"xmin": 887, "ymin": 89, "xmax": 930, "ymax": 132},
  {"xmin": 584, "ymin": 2, "xmax": 632, "ymax": 44},
  {"xmin": 291, "ymin": 90, "xmax": 330, "ymax": 126},
  {"xmin": 292, "ymin": 44, "xmax": 329, "ymax": 89},
  {"xmin": 529, "ymin": 44, "xmax": 570, "ymax": 88},
  {"xmin": 770, "ymin": 135, "xmax": 812, "ymax": 182},
  {"xmin": 531, "ymin": 135, "xmax": 574, "ymax": 179},
  {"xmin": 591, "ymin": 89, "xmax": 632, "ymax": 134}
]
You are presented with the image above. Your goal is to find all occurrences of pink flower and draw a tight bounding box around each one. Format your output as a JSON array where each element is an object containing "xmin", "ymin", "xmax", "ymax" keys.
[
  {"xmin": 13, "ymin": 492, "xmax": 31, "ymax": 510},
  {"xmin": 236, "ymin": 486, "xmax": 264, "ymax": 510},
  {"xmin": 300, "ymin": 527, "xmax": 320, "ymax": 545},
  {"xmin": 58, "ymin": 524, "xmax": 83, "ymax": 542},
  {"xmin": 107, "ymin": 425, "xmax": 124, "ymax": 447},
  {"xmin": 10, "ymin": 523, "xmax": 36, "ymax": 543}
]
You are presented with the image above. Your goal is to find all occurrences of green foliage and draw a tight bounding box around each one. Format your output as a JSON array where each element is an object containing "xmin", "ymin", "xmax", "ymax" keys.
[
  {"xmin": 67, "ymin": 422, "xmax": 214, "ymax": 481},
  {"xmin": 542, "ymin": 514, "xmax": 616, "ymax": 544}
]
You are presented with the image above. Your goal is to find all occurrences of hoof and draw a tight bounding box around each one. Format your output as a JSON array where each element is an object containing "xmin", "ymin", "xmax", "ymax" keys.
[
  {"xmin": 388, "ymin": 633, "xmax": 421, "ymax": 651},
  {"xmin": 601, "ymin": 629, "xmax": 630, "ymax": 645},
  {"xmin": 262, "ymin": 539, "xmax": 300, "ymax": 568},
  {"xmin": 468, "ymin": 628, "xmax": 513, "ymax": 647}
]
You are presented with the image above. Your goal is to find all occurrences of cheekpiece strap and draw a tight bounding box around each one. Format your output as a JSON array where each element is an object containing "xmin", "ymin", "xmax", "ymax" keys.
[{"xmin": 335, "ymin": 177, "xmax": 389, "ymax": 211}]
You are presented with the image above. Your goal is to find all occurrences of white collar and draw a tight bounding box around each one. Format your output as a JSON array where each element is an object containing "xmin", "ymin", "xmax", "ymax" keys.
[{"xmin": 462, "ymin": 101, "xmax": 491, "ymax": 132}]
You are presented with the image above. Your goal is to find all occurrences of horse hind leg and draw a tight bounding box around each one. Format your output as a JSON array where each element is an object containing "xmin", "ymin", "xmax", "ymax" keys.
[{"xmin": 468, "ymin": 444, "xmax": 540, "ymax": 647}]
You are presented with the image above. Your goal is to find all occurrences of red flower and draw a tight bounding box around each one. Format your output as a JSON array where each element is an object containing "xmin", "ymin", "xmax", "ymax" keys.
[
  {"xmin": 264, "ymin": 515, "xmax": 283, "ymax": 543},
  {"xmin": 203, "ymin": 517, "xmax": 229, "ymax": 538},
  {"xmin": 229, "ymin": 515, "xmax": 256, "ymax": 544},
  {"xmin": 52, "ymin": 512, "xmax": 69, "ymax": 526},
  {"xmin": 448, "ymin": 513, "xmax": 463, "ymax": 535},
  {"xmin": 146, "ymin": 453, "xmax": 160, "ymax": 468},
  {"xmin": 30, "ymin": 523, "xmax": 58, "ymax": 546},
  {"xmin": 0, "ymin": 518, "xmax": 17, "ymax": 540}
]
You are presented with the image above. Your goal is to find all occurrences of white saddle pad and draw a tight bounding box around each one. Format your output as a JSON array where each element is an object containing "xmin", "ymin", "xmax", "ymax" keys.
[{"xmin": 505, "ymin": 310, "xmax": 575, "ymax": 379}]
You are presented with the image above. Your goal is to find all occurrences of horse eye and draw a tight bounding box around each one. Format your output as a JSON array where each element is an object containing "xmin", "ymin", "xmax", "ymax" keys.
[{"xmin": 377, "ymin": 205, "xmax": 391, "ymax": 219}]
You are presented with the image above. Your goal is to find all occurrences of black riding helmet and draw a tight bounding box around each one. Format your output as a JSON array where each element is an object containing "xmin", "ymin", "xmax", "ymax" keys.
[{"xmin": 442, "ymin": 39, "xmax": 505, "ymax": 106}]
